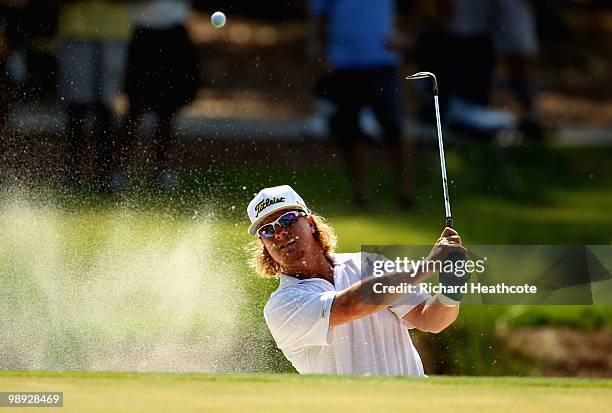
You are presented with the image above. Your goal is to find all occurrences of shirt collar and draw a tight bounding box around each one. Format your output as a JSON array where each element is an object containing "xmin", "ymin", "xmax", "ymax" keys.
[{"xmin": 278, "ymin": 254, "xmax": 340, "ymax": 288}]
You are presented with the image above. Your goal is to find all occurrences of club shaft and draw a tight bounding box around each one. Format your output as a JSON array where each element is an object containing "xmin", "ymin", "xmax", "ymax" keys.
[
  {"xmin": 433, "ymin": 95, "xmax": 453, "ymax": 228},
  {"xmin": 405, "ymin": 72, "xmax": 454, "ymax": 228}
]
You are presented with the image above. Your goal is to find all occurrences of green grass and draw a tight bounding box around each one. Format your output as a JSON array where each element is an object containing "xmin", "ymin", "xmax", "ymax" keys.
[
  {"xmin": 0, "ymin": 372, "xmax": 611, "ymax": 413},
  {"xmin": 499, "ymin": 305, "xmax": 612, "ymax": 330}
]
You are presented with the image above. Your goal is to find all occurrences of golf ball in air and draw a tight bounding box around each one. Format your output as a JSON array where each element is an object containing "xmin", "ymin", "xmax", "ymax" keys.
[{"xmin": 211, "ymin": 11, "xmax": 226, "ymax": 28}]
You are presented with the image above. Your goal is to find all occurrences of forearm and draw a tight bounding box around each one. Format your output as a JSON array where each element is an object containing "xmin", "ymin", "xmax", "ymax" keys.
[
  {"xmin": 404, "ymin": 298, "xmax": 459, "ymax": 333},
  {"xmin": 330, "ymin": 266, "xmax": 434, "ymax": 326},
  {"xmin": 330, "ymin": 229, "xmax": 466, "ymax": 327}
]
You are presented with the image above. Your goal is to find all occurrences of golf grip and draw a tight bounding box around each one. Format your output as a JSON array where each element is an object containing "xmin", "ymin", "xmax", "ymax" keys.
[
  {"xmin": 442, "ymin": 251, "xmax": 467, "ymax": 277},
  {"xmin": 439, "ymin": 250, "xmax": 469, "ymax": 302}
]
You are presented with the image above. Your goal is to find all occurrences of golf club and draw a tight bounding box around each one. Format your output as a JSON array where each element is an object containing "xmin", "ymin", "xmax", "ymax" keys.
[{"xmin": 405, "ymin": 72, "xmax": 454, "ymax": 229}]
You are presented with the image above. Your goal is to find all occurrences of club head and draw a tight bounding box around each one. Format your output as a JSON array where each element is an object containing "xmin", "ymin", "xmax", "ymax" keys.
[
  {"xmin": 405, "ymin": 71, "xmax": 439, "ymax": 95},
  {"xmin": 405, "ymin": 71, "xmax": 436, "ymax": 81}
]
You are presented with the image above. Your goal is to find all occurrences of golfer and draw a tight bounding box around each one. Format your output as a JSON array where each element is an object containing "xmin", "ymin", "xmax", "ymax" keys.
[{"xmin": 247, "ymin": 185, "xmax": 468, "ymax": 375}]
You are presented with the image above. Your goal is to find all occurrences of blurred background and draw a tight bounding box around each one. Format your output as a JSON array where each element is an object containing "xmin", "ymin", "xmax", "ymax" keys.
[{"xmin": 0, "ymin": 0, "xmax": 611, "ymax": 377}]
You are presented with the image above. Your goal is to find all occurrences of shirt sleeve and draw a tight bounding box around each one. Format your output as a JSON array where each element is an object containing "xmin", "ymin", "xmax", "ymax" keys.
[{"xmin": 264, "ymin": 287, "xmax": 336, "ymax": 355}]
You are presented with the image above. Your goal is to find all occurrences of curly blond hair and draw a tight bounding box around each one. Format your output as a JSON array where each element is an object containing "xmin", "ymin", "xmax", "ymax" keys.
[{"xmin": 246, "ymin": 213, "xmax": 337, "ymax": 278}]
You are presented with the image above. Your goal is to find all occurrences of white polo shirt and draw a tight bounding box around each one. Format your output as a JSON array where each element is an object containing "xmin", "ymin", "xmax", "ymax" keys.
[{"xmin": 263, "ymin": 252, "xmax": 430, "ymax": 375}]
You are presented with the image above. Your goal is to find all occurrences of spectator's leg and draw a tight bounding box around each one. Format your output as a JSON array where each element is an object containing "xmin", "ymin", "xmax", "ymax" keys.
[
  {"xmin": 89, "ymin": 39, "xmax": 128, "ymax": 190},
  {"xmin": 93, "ymin": 103, "xmax": 114, "ymax": 190},
  {"xmin": 343, "ymin": 140, "xmax": 369, "ymax": 205},
  {"xmin": 451, "ymin": 34, "xmax": 496, "ymax": 106},
  {"xmin": 494, "ymin": 0, "xmax": 545, "ymax": 138},
  {"xmin": 327, "ymin": 69, "xmax": 371, "ymax": 205},
  {"xmin": 0, "ymin": 64, "xmax": 12, "ymax": 181},
  {"xmin": 0, "ymin": 66, "xmax": 10, "ymax": 134},
  {"xmin": 58, "ymin": 38, "xmax": 95, "ymax": 188},
  {"xmin": 152, "ymin": 109, "xmax": 179, "ymax": 190},
  {"xmin": 330, "ymin": 101, "xmax": 369, "ymax": 205},
  {"xmin": 154, "ymin": 109, "xmax": 176, "ymax": 175},
  {"xmin": 386, "ymin": 138, "xmax": 415, "ymax": 207},
  {"xmin": 121, "ymin": 106, "xmax": 145, "ymax": 179},
  {"xmin": 66, "ymin": 104, "xmax": 89, "ymax": 187},
  {"xmin": 370, "ymin": 67, "xmax": 414, "ymax": 207},
  {"xmin": 503, "ymin": 55, "xmax": 542, "ymax": 129}
]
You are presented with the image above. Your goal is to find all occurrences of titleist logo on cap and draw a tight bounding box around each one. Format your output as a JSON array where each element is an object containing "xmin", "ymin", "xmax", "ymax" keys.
[{"xmin": 255, "ymin": 197, "xmax": 285, "ymax": 217}]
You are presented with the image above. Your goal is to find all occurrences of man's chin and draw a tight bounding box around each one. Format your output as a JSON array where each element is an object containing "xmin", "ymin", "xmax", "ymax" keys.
[{"xmin": 279, "ymin": 244, "xmax": 306, "ymax": 261}]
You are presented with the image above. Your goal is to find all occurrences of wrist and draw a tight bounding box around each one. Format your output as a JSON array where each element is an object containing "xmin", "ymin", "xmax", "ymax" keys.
[
  {"xmin": 426, "ymin": 293, "xmax": 460, "ymax": 308},
  {"xmin": 438, "ymin": 254, "xmax": 470, "ymax": 301},
  {"xmin": 436, "ymin": 293, "xmax": 461, "ymax": 307}
]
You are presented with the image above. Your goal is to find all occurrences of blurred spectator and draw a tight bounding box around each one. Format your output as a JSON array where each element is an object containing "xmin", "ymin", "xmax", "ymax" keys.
[
  {"xmin": 22, "ymin": 0, "xmax": 59, "ymax": 99},
  {"xmin": 1, "ymin": 0, "xmax": 31, "ymax": 128},
  {"xmin": 416, "ymin": 0, "xmax": 545, "ymax": 139},
  {"xmin": 120, "ymin": 0, "xmax": 199, "ymax": 191},
  {"xmin": 453, "ymin": 0, "xmax": 544, "ymax": 138},
  {"xmin": 307, "ymin": 0, "xmax": 415, "ymax": 208},
  {"xmin": 0, "ymin": 3, "xmax": 14, "ymax": 136},
  {"xmin": 1, "ymin": 0, "xmax": 29, "ymax": 184},
  {"xmin": 1, "ymin": 0, "xmax": 59, "ymax": 111},
  {"xmin": 56, "ymin": 0, "xmax": 130, "ymax": 190}
]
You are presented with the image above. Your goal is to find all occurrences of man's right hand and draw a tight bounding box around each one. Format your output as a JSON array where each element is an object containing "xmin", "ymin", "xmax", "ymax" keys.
[
  {"xmin": 426, "ymin": 227, "xmax": 468, "ymax": 262},
  {"xmin": 430, "ymin": 227, "xmax": 470, "ymax": 303}
]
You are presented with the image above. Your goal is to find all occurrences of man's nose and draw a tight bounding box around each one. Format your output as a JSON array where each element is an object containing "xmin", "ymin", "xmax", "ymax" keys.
[{"xmin": 274, "ymin": 224, "xmax": 289, "ymax": 239}]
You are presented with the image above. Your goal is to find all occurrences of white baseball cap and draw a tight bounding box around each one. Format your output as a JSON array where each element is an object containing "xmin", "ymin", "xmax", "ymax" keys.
[{"xmin": 247, "ymin": 185, "xmax": 310, "ymax": 235}]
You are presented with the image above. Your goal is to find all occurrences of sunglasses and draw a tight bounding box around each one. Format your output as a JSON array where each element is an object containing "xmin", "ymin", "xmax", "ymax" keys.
[{"xmin": 257, "ymin": 210, "xmax": 308, "ymax": 239}]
